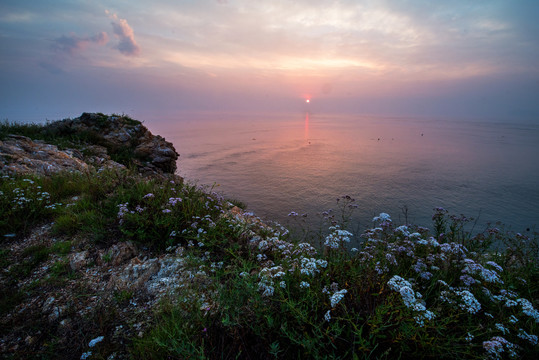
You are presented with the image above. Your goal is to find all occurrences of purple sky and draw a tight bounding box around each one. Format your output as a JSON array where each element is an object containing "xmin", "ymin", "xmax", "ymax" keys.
[{"xmin": 1, "ymin": 0, "xmax": 538, "ymax": 122}]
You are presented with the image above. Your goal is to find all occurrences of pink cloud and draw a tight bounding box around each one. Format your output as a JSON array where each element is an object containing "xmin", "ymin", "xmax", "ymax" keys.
[
  {"xmin": 52, "ymin": 32, "xmax": 108, "ymax": 55},
  {"xmin": 107, "ymin": 11, "xmax": 140, "ymax": 56}
]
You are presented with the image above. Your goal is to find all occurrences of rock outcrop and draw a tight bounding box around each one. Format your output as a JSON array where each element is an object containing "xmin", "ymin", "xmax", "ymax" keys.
[
  {"xmin": 0, "ymin": 113, "xmax": 179, "ymax": 176},
  {"xmin": 0, "ymin": 135, "xmax": 90, "ymax": 175}
]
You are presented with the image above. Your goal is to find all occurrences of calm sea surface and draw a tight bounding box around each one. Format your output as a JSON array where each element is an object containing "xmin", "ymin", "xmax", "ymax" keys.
[{"xmin": 148, "ymin": 112, "xmax": 539, "ymax": 233}]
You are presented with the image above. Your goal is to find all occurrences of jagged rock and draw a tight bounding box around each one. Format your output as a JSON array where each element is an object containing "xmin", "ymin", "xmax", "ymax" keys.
[
  {"xmin": 69, "ymin": 250, "xmax": 89, "ymax": 271},
  {"xmin": 145, "ymin": 256, "xmax": 189, "ymax": 295},
  {"xmin": 104, "ymin": 241, "xmax": 137, "ymax": 266},
  {"xmin": 46, "ymin": 113, "xmax": 179, "ymax": 174},
  {"xmin": 106, "ymin": 254, "xmax": 209, "ymax": 297},
  {"xmin": 42, "ymin": 297, "xmax": 56, "ymax": 313},
  {"xmin": 134, "ymin": 134, "xmax": 179, "ymax": 173},
  {"xmin": 108, "ymin": 258, "xmax": 160, "ymax": 290},
  {"xmin": 0, "ymin": 135, "xmax": 89, "ymax": 175}
]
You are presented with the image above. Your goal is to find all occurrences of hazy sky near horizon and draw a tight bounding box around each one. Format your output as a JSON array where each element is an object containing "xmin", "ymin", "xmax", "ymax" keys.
[{"xmin": 1, "ymin": 0, "xmax": 538, "ymax": 122}]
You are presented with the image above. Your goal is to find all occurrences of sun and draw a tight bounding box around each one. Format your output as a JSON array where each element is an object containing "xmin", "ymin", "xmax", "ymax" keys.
[{"xmin": 305, "ymin": 99, "xmax": 310, "ymax": 103}]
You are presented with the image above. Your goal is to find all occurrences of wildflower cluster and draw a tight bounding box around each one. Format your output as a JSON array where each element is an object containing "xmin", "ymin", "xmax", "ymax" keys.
[
  {"xmin": 462, "ymin": 258, "xmax": 504, "ymax": 284},
  {"xmin": 329, "ymin": 289, "xmax": 347, "ymax": 308},
  {"xmin": 349, "ymin": 211, "xmax": 538, "ymax": 358},
  {"xmin": 483, "ymin": 336, "xmax": 518, "ymax": 359},
  {"xmin": 324, "ymin": 225, "xmax": 352, "ymax": 249},
  {"xmin": 249, "ymin": 233, "xmax": 327, "ymax": 297},
  {"xmin": 387, "ymin": 275, "xmax": 436, "ymax": 326},
  {"xmin": 1, "ymin": 175, "xmax": 63, "ymax": 236}
]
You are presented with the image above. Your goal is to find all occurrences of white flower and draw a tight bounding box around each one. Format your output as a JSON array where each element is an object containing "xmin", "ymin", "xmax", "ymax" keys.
[
  {"xmin": 168, "ymin": 197, "xmax": 182, "ymax": 206},
  {"xmin": 485, "ymin": 261, "xmax": 503, "ymax": 273},
  {"xmin": 262, "ymin": 285, "xmax": 274, "ymax": 297},
  {"xmin": 374, "ymin": 262, "xmax": 388, "ymax": 274},
  {"xmin": 395, "ymin": 225, "xmax": 409, "ymax": 236},
  {"xmin": 465, "ymin": 332, "xmax": 474, "ymax": 342},
  {"xmin": 299, "ymin": 257, "xmax": 327, "ymax": 276},
  {"xmin": 440, "ymin": 242, "xmax": 467, "ymax": 255},
  {"xmin": 88, "ymin": 336, "xmax": 104, "ymax": 347},
  {"xmin": 387, "ymin": 275, "xmax": 412, "ymax": 292},
  {"xmin": 373, "ymin": 213, "xmax": 391, "ymax": 223},
  {"xmin": 428, "ymin": 237, "xmax": 440, "ymax": 247},
  {"xmin": 324, "ymin": 310, "xmax": 331, "ymax": 322},
  {"xmin": 398, "ymin": 286, "xmax": 417, "ymax": 308},
  {"xmin": 279, "ymin": 281, "xmax": 286, "ymax": 288},
  {"xmin": 456, "ymin": 290, "xmax": 481, "ymax": 314},
  {"xmin": 495, "ymin": 323, "xmax": 509, "ymax": 335},
  {"xmin": 437, "ymin": 280, "xmax": 449, "ymax": 287},
  {"xmin": 330, "ymin": 289, "xmax": 348, "ymax": 307},
  {"xmin": 316, "ymin": 259, "xmax": 328, "ymax": 268},
  {"xmin": 258, "ymin": 281, "xmax": 274, "ymax": 297},
  {"xmin": 517, "ymin": 329, "xmax": 538, "ymax": 345},
  {"xmin": 135, "ymin": 205, "xmax": 145, "ymax": 213},
  {"xmin": 462, "ymin": 259, "xmax": 503, "ymax": 284},
  {"xmin": 258, "ymin": 240, "xmax": 269, "ymax": 250},
  {"xmin": 324, "ymin": 226, "xmax": 352, "ymax": 249},
  {"xmin": 414, "ymin": 310, "xmax": 435, "ymax": 326},
  {"xmin": 483, "ymin": 336, "xmax": 517, "ymax": 359},
  {"xmin": 460, "ymin": 275, "xmax": 476, "ymax": 287},
  {"xmin": 517, "ymin": 298, "xmax": 539, "ymax": 322}
]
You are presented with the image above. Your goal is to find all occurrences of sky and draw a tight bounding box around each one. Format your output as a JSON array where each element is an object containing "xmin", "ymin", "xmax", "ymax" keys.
[{"xmin": 1, "ymin": 0, "xmax": 539, "ymax": 123}]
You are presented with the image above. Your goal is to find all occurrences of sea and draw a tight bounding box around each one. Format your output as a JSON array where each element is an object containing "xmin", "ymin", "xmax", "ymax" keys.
[{"xmin": 147, "ymin": 112, "xmax": 539, "ymax": 235}]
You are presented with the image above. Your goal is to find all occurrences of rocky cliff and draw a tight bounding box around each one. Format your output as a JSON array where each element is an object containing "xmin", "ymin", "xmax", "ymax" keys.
[
  {"xmin": 0, "ymin": 113, "xmax": 179, "ymax": 176},
  {"xmin": 0, "ymin": 115, "xmax": 187, "ymax": 357}
]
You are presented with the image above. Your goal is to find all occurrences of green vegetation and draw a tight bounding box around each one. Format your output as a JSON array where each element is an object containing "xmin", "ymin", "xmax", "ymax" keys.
[
  {"xmin": 1, "ymin": 118, "xmax": 537, "ymax": 359},
  {"xmin": 0, "ymin": 113, "xmax": 144, "ymax": 166}
]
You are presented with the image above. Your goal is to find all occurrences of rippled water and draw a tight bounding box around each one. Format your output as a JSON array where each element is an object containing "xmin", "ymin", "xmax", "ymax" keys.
[{"xmin": 148, "ymin": 112, "xmax": 539, "ymax": 233}]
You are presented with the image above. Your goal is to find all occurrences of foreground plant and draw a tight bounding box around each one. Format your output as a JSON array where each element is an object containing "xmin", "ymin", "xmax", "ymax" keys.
[
  {"xmin": 134, "ymin": 205, "xmax": 538, "ymax": 359},
  {"xmin": 1, "ymin": 165, "xmax": 537, "ymax": 359}
]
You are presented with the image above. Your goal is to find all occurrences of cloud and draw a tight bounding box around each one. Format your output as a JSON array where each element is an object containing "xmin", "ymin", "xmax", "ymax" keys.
[
  {"xmin": 52, "ymin": 32, "xmax": 108, "ymax": 55},
  {"xmin": 107, "ymin": 11, "xmax": 141, "ymax": 56}
]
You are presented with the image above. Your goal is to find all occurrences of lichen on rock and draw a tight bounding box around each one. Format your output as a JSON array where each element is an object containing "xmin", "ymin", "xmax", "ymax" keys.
[{"xmin": 0, "ymin": 134, "xmax": 89, "ymax": 175}]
